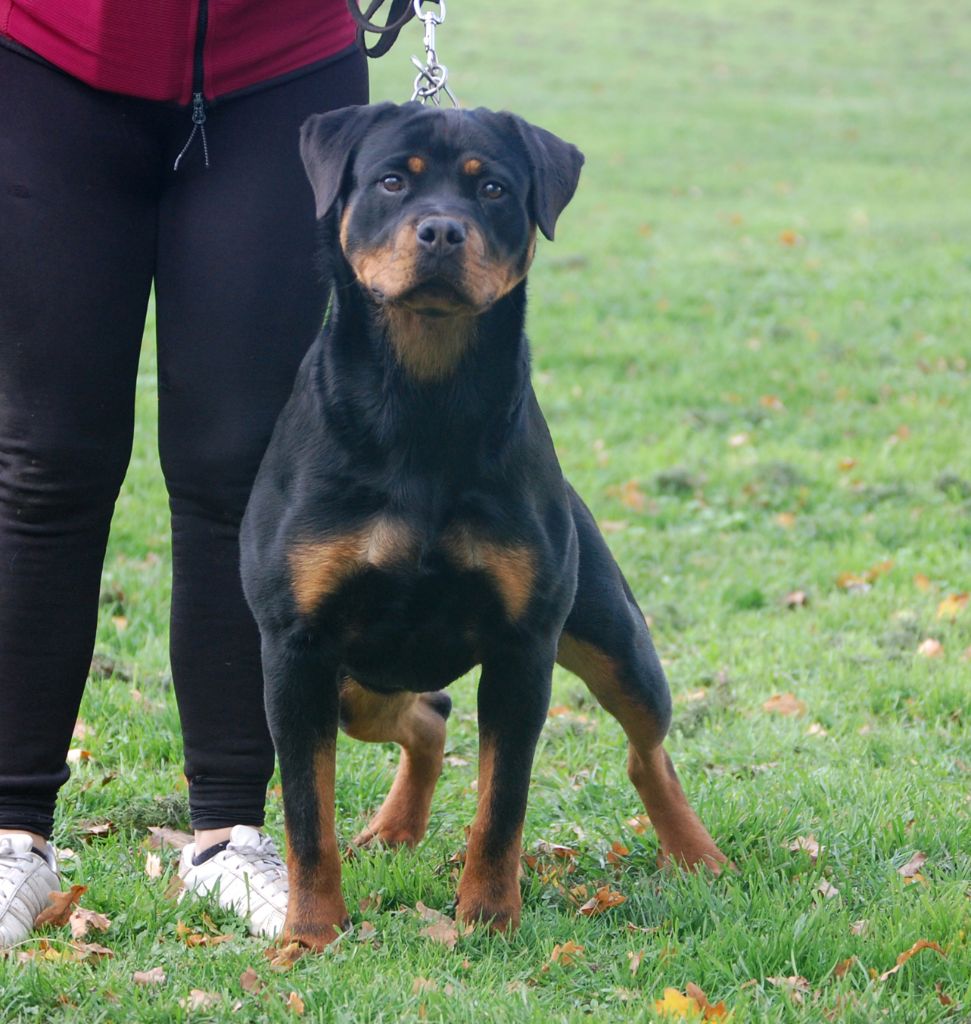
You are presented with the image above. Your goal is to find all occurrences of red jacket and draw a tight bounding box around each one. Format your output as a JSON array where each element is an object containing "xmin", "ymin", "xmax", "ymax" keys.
[{"xmin": 0, "ymin": 0, "xmax": 357, "ymax": 103}]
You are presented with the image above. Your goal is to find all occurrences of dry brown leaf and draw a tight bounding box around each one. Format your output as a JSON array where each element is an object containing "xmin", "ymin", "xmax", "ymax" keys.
[
  {"xmin": 784, "ymin": 589, "xmax": 808, "ymax": 608},
  {"xmin": 81, "ymin": 821, "xmax": 115, "ymax": 839},
  {"xmin": 534, "ymin": 841, "xmax": 579, "ymax": 859},
  {"xmin": 878, "ymin": 939, "xmax": 946, "ymax": 981},
  {"xmin": 144, "ymin": 852, "xmax": 164, "ymax": 879},
  {"xmin": 72, "ymin": 719, "xmax": 93, "ymax": 740},
  {"xmin": 66, "ymin": 748, "xmax": 91, "ymax": 764},
  {"xmin": 913, "ymin": 573, "xmax": 932, "ymax": 591},
  {"xmin": 240, "ymin": 967, "xmax": 264, "ymax": 993},
  {"xmin": 834, "ymin": 956, "xmax": 857, "ymax": 979},
  {"xmin": 767, "ymin": 975, "xmax": 811, "ymax": 1003},
  {"xmin": 176, "ymin": 920, "xmax": 232, "ymax": 947},
  {"xmin": 133, "ymin": 967, "xmax": 167, "ymax": 986},
  {"xmin": 898, "ymin": 851, "xmax": 927, "ymax": 878},
  {"xmin": 69, "ymin": 941, "xmax": 114, "ymax": 960},
  {"xmin": 816, "ymin": 879, "xmax": 840, "ymax": 900},
  {"xmin": 69, "ymin": 907, "xmax": 111, "ymax": 939},
  {"xmin": 180, "ymin": 990, "xmax": 220, "ymax": 1011},
  {"xmin": 917, "ymin": 638, "xmax": 944, "ymax": 658},
  {"xmin": 34, "ymin": 885, "xmax": 87, "ymax": 928},
  {"xmin": 416, "ymin": 901, "xmax": 464, "ymax": 949},
  {"xmin": 762, "ymin": 693, "xmax": 807, "ymax": 717},
  {"xmin": 936, "ymin": 593, "xmax": 969, "ymax": 620},
  {"xmin": 285, "ymin": 991, "xmax": 305, "ymax": 1015},
  {"xmin": 606, "ymin": 840, "xmax": 630, "ymax": 865},
  {"xmin": 358, "ymin": 892, "xmax": 382, "ymax": 913},
  {"xmin": 578, "ymin": 885, "xmax": 626, "ymax": 916},
  {"xmin": 685, "ymin": 982, "xmax": 730, "ymax": 1020},
  {"xmin": 412, "ymin": 978, "xmax": 437, "ymax": 994},
  {"xmin": 265, "ymin": 942, "xmax": 308, "ymax": 970},
  {"xmin": 728, "ymin": 432, "xmax": 750, "ymax": 448},
  {"xmin": 935, "ymin": 982, "xmax": 953, "ymax": 1006},
  {"xmin": 146, "ymin": 826, "xmax": 193, "ymax": 850},
  {"xmin": 654, "ymin": 988, "xmax": 702, "ymax": 1019},
  {"xmin": 627, "ymin": 814, "xmax": 651, "ymax": 834},
  {"xmin": 850, "ymin": 919, "xmax": 867, "ymax": 936},
  {"xmin": 775, "ymin": 512, "xmax": 797, "ymax": 529},
  {"xmin": 787, "ymin": 835, "xmax": 821, "ymax": 861},
  {"xmin": 627, "ymin": 950, "xmax": 644, "ymax": 976},
  {"xmin": 547, "ymin": 941, "xmax": 585, "ymax": 968},
  {"xmin": 357, "ymin": 921, "xmax": 377, "ymax": 941}
]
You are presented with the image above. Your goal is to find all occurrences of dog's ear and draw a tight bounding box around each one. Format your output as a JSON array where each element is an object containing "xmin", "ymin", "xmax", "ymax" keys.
[
  {"xmin": 300, "ymin": 102, "xmax": 398, "ymax": 219},
  {"xmin": 507, "ymin": 115, "xmax": 584, "ymax": 240}
]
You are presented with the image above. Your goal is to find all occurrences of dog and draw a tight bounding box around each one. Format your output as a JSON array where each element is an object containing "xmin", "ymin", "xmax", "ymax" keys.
[{"xmin": 240, "ymin": 101, "xmax": 726, "ymax": 950}]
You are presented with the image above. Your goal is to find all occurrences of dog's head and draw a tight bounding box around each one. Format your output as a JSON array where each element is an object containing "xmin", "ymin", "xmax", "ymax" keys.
[{"xmin": 300, "ymin": 103, "xmax": 584, "ymax": 318}]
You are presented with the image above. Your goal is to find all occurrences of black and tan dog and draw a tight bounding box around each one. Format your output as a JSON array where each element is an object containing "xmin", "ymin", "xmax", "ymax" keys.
[{"xmin": 240, "ymin": 102, "xmax": 726, "ymax": 949}]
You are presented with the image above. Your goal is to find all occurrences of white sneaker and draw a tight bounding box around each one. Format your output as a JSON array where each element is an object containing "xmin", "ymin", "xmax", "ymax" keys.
[
  {"xmin": 0, "ymin": 834, "xmax": 60, "ymax": 948},
  {"xmin": 178, "ymin": 825, "xmax": 288, "ymax": 938}
]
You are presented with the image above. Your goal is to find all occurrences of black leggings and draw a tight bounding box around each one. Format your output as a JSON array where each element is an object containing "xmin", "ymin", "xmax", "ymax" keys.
[{"xmin": 0, "ymin": 44, "xmax": 367, "ymax": 838}]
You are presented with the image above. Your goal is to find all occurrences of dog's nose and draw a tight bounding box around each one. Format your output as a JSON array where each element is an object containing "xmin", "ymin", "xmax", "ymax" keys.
[{"xmin": 416, "ymin": 216, "xmax": 467, "ymax": 254}]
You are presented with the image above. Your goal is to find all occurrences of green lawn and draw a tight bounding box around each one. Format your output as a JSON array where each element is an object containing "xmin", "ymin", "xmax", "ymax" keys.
[{"xmin": 3, "ymin": 1, "xmax": 970, "ymax": 1020}]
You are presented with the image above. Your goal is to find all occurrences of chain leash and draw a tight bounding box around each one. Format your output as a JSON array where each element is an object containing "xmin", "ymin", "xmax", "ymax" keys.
[{"xmin": 409, "ymin": 0, "xmax": 458, "ymax": 106}]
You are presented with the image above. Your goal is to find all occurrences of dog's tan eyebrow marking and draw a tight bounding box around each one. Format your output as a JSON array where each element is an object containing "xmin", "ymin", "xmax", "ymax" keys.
[
  {"xmin": 407, "ymin": 155, "xmax": 426, "ymax": 174},
  {"xmin": 462, "ymin": 157, "xmax": 484, "ymax": 176}
]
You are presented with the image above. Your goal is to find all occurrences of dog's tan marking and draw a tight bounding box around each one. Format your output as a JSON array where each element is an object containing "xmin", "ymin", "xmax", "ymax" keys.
[
  {"xmin": 340, "ymin": 681, "xmax": 447, "ymax": 847},
  {"xmin": 557, "ymin": 633, "xmax": 726, "ymax": 872},
  {"xmin": 288, "ymin": 518, "xmax": 416, "ymax": 615},
  {"xmin": 407, "ymin": 155, "xmax": 426, "ymax": 174},
  {"xmin": 283, "ymin": 742, "xmax": 348, "ymax": 949},
  {"xmin": 462, "ymin": 157, "xmax": 483, "ymax": 176},
  {"xmin": 443, "ymin": 526, "xmax": 535, "ymax": 620},
  {"xmin": 382, "ymin": 307, "xmax": 478, "ymax": 381},
  {"xmin": 456, "ymin": 739, "xmax": 522, "ymax": 930}
]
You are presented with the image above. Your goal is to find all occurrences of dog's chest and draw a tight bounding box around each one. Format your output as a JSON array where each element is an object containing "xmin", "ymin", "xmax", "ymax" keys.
[{"xmin": 287, "ymin": 515, "xmax": 535, "ymax": 625}]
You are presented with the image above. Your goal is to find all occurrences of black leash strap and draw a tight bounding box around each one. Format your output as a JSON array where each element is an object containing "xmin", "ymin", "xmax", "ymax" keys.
[{"xmin": 347, "ymin": 0, "xmax": 419, "ymax": 58}]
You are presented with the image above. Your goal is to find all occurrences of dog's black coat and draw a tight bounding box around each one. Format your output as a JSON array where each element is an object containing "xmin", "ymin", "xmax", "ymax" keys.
[{"xmin": 240, "ymin": 103, "xmax": 722, "ymax": 946}]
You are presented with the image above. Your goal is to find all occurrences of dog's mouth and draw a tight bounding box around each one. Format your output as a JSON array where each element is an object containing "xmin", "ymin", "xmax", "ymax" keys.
[{"xmin": 396, "ymin": 278, "xmax": 477, "ymax": 317}]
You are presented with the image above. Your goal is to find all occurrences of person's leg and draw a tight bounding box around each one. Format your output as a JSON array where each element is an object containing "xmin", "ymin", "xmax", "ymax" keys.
[
  {"xmin": 0, "ymin": 47, "xmax": 158, "ymax": 847},
  {"xmin": 154, "ymin": 51, "xmax": 368, "ymax": 842}
]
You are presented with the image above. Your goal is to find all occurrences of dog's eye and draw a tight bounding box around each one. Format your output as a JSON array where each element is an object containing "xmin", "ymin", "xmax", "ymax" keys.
[
  {"xmin": 481, "ymin": 181, "xmax": 505, "ymax": 200},
  {"xmin": 380, "ymin": 174, "xmax": 405, "ymax": 193}
]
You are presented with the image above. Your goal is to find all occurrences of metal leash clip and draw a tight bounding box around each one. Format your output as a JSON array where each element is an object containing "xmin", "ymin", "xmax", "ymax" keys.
[{"xmin": 410, "ymin": 0, "xmax": 458, "ymax": 106}]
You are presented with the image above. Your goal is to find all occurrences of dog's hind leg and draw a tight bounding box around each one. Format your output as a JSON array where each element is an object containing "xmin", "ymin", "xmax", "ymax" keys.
[
  {"xmin": 339, "ymin": 680, "xmax": 450, "ymax": 848},
  {"xmin": 557, "ymin": 486, "xmax": 726, "ymax": 872}
]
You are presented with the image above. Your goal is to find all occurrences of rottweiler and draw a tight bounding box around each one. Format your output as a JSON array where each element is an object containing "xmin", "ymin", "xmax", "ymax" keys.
[{"xmin": 240, "ymin": 101, "xmax": 726, "ymax": 950}]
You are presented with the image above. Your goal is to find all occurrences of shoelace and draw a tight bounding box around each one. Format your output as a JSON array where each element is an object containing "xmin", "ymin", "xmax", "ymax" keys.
[
  {"xmin": 0, "ymin": 840, "xmax": 36, "ymax": 904},
  {"xmin": 229, "ymin": 837, "xmax": 289, "ymax": 898}
]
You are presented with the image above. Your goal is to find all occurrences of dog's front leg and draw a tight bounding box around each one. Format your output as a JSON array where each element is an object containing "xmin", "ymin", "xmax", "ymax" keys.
[
  {"xmin": 456, "ymin": 642, "xmax": 554, "ymax": 931},
  {"xmin": 262, "ymin": 635, "xmax": 348, "ymax": 949}
]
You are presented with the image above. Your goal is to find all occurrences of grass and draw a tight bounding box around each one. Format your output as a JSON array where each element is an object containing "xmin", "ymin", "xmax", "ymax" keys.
[{"xmin": 3, "ymin": 0, "xmax": 970, "ymax": 1020}]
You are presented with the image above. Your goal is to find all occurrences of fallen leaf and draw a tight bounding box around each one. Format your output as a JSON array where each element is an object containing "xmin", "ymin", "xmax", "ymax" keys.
[
  {"xmin": 34, "ymin": 885, "xmax": 87, "ymax": 928},
  {"xmin": 547, "ymin": 941, "xmax": 585, "ymax": 968},
  {"xmin": 779, "ymin": 229, "xmax": 801, "ymax": 246},
  {"xmin": 285, "ymin": 991, "xmax": 305, "ymax": 1015},
  {"xmin": 728, "ymin": 432, "xmax": 750, "ymax": 448},
  {"xmin": 850, "ymin": 919, "xmax": 867, "ymax": 935},
  {"xmin": 767, "ymin": 975, "xmax": 811, "ymax": 1004},
  {"xmin": 265, "ymin": 942, "xmax": 308, "ymax": 970},
  {"xmin": 146, "ymin": 826, "xmax": 193, "ymax": 850},
  {"xmin": 239, "ymin": 967, "xmax": 264, "ymax": 993},
  {"xmin": 784, "ymin": 589, "xmax": 808, "ymax": 608},
  {"xmin": 606, "ymin": 841, "xmax": 630, "ymax": 865},
  {"xmin": 176, "ymin": 920, "xmax": 232, "ymax": 947},
  {"xmin": 913, "ymin": 573, "xmax": 932, "ymax": 591},
  {"xmin": 806, "ymin": 722, "xmax": 828, "ymax": 737},
  {"xmin": 628, "ymin": 950, "xmax": 644, "ymax": 976},
  {"xmin": 685, "ymin": 982, "xmax": 730, "ymax": 1020},
  {"xmin": 834, "ymin": 956, "xmax": 857, "ymax": 979},
  {"xmin": 80, "ymin": 821, "xmax": 115, "ymax": 839},
  {"xmin": 627, "ymin": 815, "xmax": 652, "ymax": 834},
  {"xmin": 358, "ymin": 892, "xmax": 382, "ymax": 913},
  {"xmin": 66, "ymin": 749, "xmax": 91, "ymax": 764},
  {"xmin": 917, "ymin": 638, "xmax": 944, "ymax": 658},
  {"xmin": 72, "ymin": 720, "xmax": 94, "ymax": 740},
  {"xmin": 760, "ymin": 394, "xmax": 785, "ymax": 411},
  {"xmin": 936, "ymin": 593, "xmax": 968, "ymax": 620},
  {"xmin": 69, "ymin": 941, "xmax": 114, "ymax": 961},
  {"xmin": 444, "ymin": 755, "xmax": 469, "ymax": 767},
  {"xmin": 762, "ymin": 693, "xmax": 807, "ymax": 717},
  {"xmin": 878, "ymin": 939, "xmax": 946, "ymax": 981},
  {"xmin": 897, "ymin": 851, "xmax": 927, "ymax": 878},
  {"xmin": 180, "ymin": 990, "xmax": 220, "ymax": 1011},
  {"xmin": 837, "ymin": 456, "xmax": 857, "ymax": 472},
  {"xmin": 787, "ymin": 835, "xmax": 821, "ymax": 861},
  {"xmin": 534, "ymin": 841, "xmax": 579, "ymax": 859},
  {"xmin": 412, "ymin": 978, "xmax": 437, "ymax": 994},
  {"xmin": 69, "ymin": 907, "xmax": 111, "ymax": 939},
  {"xmin": 578, "ymin": 885, "xmax": 626, "ymax": 916},
  {"xmin": 816, "ymin": 879, "xmax": 840, "ymax": 900},
  {"xmin": 654, "ymin": 988, "xmax": 706, "ymax": 1019},
  {"xmin": 133, "ymin": 967, "xmax": 167, "ymax": 986},
  {"xmin": 416, "ymin": 901, "xmax": 462, "ymax": 949},
  {"xmin": 935, "ymin": 982, "xmax": 953, "ymax": 1006}
]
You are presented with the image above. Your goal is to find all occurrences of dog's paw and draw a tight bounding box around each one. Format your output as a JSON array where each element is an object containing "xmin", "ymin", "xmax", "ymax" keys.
[
  {"xmin": 454, "ymin": 883, "xmax": 521, "ymax": 932},
  {"xmin": 352, "ymin": 823, "xmax": 422, "ymax": 849}
]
